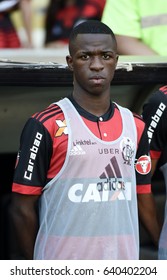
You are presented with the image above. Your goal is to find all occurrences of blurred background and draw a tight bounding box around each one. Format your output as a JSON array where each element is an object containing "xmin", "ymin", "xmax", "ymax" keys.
[{"xmin": 10, "ymin": 0, "xmax": 49, "ymax": 48}]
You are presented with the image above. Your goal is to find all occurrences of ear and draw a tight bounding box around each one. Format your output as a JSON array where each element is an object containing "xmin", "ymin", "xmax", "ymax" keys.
[
  {"xmin": 114, "ymin": 54, "xmax": 119, "ymax": 69},
  {"xmin": 66, "ymin": 55, "xmax": 73, "ymax": 71}
]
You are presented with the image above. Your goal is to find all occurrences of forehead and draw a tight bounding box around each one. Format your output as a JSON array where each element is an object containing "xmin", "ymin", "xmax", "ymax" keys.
[{"xmin": 72, "ymin": 33, "xmax": 116, "ymax": 53}]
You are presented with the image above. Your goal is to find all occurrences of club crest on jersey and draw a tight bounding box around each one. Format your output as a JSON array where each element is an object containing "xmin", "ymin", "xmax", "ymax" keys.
[
  {"xmin": 120, "ymin": 137, "xmax": 135, "ymax": 165},
  {"xmin": 135, "ymin": 155, "xmax": 151, "ymax": 175}
]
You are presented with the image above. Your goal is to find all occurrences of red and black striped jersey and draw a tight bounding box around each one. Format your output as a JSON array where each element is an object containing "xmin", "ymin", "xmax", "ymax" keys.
[
  {"xmin": 142, "ymin": 85, "xmax": 167, "ymax": 165},
  {"xmin": 0, "ymin": 0, "xmax": 20, "ymax": 48},
  {"xmin": 45, "ymin": 0, "xmax": 106, "ymax": 45},
  {"xmin": 12, "ymin": 96, "xmax": 151, "ymax": 195}
]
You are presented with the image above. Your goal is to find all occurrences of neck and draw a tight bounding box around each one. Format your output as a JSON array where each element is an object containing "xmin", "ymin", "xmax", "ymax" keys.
[{"xmin": 72, "ymin": 91, "xmax": 111, "ymax": 117}]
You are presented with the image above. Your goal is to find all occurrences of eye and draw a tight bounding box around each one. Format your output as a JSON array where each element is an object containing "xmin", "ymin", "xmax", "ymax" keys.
[
  {"xmin": 102, "ymin": 53, "xmax": 111, "ymax": 60},
  {"xmin": 80, "ymin": 54, "xmax": 89, "ymax": 60}
]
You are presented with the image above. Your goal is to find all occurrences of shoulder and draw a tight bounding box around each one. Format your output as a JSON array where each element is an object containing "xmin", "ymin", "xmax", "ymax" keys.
[
  {"xmin": 115, "ymin": 104, "xmax": 145, "ymax": 132},
  {"xmin": 142, "ymin": 86, "xmax": 167, "ymax": 120},
  {"xmin": 115, "ymin": 105, "xmax": 146, "ymax": 143},
  {"xmin": 21, "ymin": 103, "xmax": 65, "ymax": 139},
  {"xmin": 132, "ymin": 112, "xmax": 146, "ymax": 142},
  {"xmin": 159, "ymin": 85, "xmax": 167, "ymax": 95},
  {"xmin": 32, "ymin": 103, "xmax": 64, "ymax": 126},
  {"xmin": 146, "ymin": 86, "xmax": 167, "ymax": 106},
  {"xmin": 133, "ymin": 112, "xmax": 145, "ymax": 127}
]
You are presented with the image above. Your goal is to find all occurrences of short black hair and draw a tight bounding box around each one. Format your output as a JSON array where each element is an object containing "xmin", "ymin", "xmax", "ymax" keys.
[{"xmin": 69, "ymin": 20, "xmax": 117, "ymax": 54}]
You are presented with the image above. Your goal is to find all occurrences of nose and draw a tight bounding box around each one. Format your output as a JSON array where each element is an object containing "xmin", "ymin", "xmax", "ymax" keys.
[{"xmin": 90, "ymin": 56, "xmax": 104, "ymax": 71}]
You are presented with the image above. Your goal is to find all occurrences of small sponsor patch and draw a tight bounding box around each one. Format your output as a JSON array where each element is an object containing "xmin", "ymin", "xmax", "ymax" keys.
[
  {"xmin": 55, "ymin": 119, "xmax": 68, "ymax": 137},
  {"xmin": 135, "ymin": 155, "xmax": 151, "ymax": 175}
]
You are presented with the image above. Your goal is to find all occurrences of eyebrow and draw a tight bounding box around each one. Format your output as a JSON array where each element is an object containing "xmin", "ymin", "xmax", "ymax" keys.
[{"xmin": 79, "ymin": 50, "xmax": 115, "ymax": 54}]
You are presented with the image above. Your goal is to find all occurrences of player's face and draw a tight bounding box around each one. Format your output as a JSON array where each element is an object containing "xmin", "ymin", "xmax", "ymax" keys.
[{"xmin": 66, "ymin": 33, "xmax": 118, "ymax": 96}]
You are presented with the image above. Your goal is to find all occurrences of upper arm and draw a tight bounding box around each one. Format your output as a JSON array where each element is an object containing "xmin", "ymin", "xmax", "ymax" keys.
[
  {"xmin": 116, "ymin": 35, "xmax": 157, "ymax": 55},
  {"xmin": 10, "ymin": 192, "xmax": 40, "ymax": 259},
  {"xmin": 11, "ymin": 192, "xmax": 39, "ymax": 216},
  {"xmin": 12, "ymin": 117, "xmax": 53, "ymax": 195},
  {"xmin": 142, "ymin": 90, "xmax": 167, "ymax": 150}
]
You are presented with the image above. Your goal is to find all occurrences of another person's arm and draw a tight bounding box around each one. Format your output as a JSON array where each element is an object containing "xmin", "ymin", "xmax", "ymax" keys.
[
  {"xmin": 102, "ymin": 0, "xmax": 158, "ymax": 55},
  {"xmin": 137, "ymin": 193, "xmax": 160, "ymax": 247},
  {"xmin": 140, "ymin": 87, "xmax": 167, "ymax": 245},
  {"xmin": 142, "ymin": 87, "xmax": 167, "ymax": 177},
  {"xmin": 115, "ymin": 35, "xmax": 158, "ymax": 55},
  {"xmin": 151, "ymin": 158, "xmax": 159, "ymax": 176},
  {"xmin": 19, "ymin": 0, "xmax": 32, "ymax": 47},
  {"xmin": 135, "ymin": 114, "xmax": 160, "ymax": 246}
]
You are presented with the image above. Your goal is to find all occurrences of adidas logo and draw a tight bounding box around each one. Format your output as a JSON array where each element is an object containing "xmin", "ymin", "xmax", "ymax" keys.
[
  {"xmin": 99, "ymin": 156, "xmax": 122, "ymax": 179},
  {"xmin": 70, "ymin": 145, "xmax": 86, "ymax": 156}
]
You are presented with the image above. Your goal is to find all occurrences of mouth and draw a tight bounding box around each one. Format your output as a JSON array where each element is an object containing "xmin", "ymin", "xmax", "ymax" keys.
[
  {"xmin": 89, "ymin": 76, "xmax": 105, "ymax": 85},
  {"xmin": 90, "ymin": 75, "xmax": 105, "ymax": 79}
]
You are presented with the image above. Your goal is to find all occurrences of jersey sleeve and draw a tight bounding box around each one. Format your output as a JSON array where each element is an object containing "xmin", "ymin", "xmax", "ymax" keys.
[
  {"xmin": 142, "ymin": 88, "xmax": 167, "ymax": 160},
  {"xmin": 134, "ymin": 114, "xmax": 151, "ymax": 194},
  {"xmin": 12, "ymin": 117, "xmax": 53, "ymax": 195}
]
